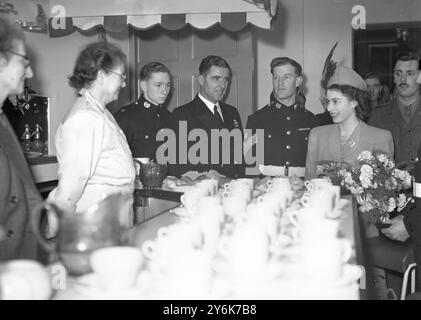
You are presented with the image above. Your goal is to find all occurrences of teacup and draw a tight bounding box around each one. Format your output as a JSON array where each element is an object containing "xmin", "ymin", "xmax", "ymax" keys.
[
  {"xmin": 0, "ymin": 260, "xmax": 52, "ymax": 300},
  {"xmin": 219, "ymin": 223, "xmax": 269, "ymax": 281},
  {"xmin": 300, "ymin": 188, "xmax": 336, "ymax": 216},
  {"xmin": 304, "ymin": 178, "xmax": 332, "ymax": 192},
  {"xmin": 90, "ymin": 246, "xmax": 143, "ymax": 291},
  {"xmin": 165, "ymin": 250, "xmax": 212, "ymax": 298},
  {"xmin": 295, "ymin": 239, "xmax": 353, "ymax": 281}
]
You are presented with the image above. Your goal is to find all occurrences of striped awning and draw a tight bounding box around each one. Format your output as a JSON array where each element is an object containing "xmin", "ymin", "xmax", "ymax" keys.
[
  {"xmin": 47, "ymin": 0, "xmax": 272, "ymax": 37},
  {"xmin": 48, "ymin": 12, "xmax": 271, "ymax": 37}
]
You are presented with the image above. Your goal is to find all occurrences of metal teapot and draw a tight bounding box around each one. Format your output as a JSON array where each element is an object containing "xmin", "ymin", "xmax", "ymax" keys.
[{"xmin": 31, "ymin": 192, "xmax": 131, "ymax": 276}]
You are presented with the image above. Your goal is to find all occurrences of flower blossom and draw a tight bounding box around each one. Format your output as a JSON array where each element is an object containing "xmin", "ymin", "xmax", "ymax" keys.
[
  {"xmin": 387, "ymin": 197, "xmax": 397, "ymax": 212},
  {"xmin": 358, "ymin": 151, "xmax": 374, "ymax": 161}
]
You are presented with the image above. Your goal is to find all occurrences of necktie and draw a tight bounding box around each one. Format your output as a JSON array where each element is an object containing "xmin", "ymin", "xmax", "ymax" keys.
[{"xmin": 213, "ymin": 105, "xmax": 224, "ymax": 127}]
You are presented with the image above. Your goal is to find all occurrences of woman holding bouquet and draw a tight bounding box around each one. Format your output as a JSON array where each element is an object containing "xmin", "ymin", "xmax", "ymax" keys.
[{"xmin": 305, "ymin": 65, "xmax": 394, "ymax": 179}]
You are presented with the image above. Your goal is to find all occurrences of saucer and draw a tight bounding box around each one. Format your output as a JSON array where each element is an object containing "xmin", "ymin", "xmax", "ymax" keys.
[
  {"xmin": 284, "ymin": 264, "xmax": 363, "ymax": 288},
  {"xmin": 70, "ymin": 273, "xmax": 145, "ymax": 299}
]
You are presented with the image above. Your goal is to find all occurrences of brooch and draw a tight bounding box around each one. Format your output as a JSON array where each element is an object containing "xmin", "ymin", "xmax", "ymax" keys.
[{"xmin": 144, "ymin": 101, "xmax": 150, "ymax": 108}]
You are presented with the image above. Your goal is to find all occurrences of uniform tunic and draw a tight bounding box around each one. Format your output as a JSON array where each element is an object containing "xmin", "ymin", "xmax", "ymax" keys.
[
  {"xmin": 369, "ymin": 97, "xmax": 421, "ymax": 165},
  {"xmin": 114, "ymin": 94, "xmax": 175, "ymax": 160},
  {"xmin": 245, "ymin": 97, "xmax": 318, "ymax": 176}
]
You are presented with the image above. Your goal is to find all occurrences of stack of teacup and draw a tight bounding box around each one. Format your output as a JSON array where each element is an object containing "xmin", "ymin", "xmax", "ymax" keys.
[{"xmin": 281, "ymin": 177, "xmax": 353, "ymax": 286}]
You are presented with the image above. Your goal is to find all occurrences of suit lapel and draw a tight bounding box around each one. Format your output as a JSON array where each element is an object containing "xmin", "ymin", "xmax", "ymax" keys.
[{"xmin": 192, "ymin": 95, "xmax": 222, "ymax": 130}]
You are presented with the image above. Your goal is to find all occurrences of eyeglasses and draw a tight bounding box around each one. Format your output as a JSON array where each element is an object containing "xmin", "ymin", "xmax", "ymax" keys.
[
  {"xmin": 7, "ymin": 50, "xmax": 31, "ymax": 65},
  {"xmin": 107, "ymin": 70, "xmax": 127, "ymax": 82}
]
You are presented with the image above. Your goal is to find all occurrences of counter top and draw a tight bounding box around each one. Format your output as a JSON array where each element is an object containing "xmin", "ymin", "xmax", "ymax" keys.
[{"xmin": 134, "ymin": 188, "xmax": 182, "ymax": 203}]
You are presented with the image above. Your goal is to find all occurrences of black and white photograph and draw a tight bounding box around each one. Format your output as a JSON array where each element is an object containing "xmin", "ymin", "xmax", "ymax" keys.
[{"xmin": 0, "ymin": 0, "xmax": 421, "ymax": 303}]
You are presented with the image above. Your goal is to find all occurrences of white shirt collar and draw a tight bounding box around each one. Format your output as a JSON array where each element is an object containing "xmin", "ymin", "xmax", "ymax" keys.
[{"xmin": 198, "ymin": 93, "xmax": 223, "ymax": 119}]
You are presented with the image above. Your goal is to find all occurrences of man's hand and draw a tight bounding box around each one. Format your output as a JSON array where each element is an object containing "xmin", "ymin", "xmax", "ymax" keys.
[{"xmin": 381, "ymin": 215, "xmax": 410, "ymax": 242}]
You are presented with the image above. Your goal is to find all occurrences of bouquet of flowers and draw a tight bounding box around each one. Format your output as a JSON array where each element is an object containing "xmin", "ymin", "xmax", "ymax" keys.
[{"xmin": 317, "ymin": 150, "xmax": 413, "ymax": 224}]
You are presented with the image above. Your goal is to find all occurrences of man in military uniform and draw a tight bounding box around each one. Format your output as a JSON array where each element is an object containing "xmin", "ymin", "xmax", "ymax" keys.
[
  {"xmin": 369, "ymin": 51, "xmax": 421, "ymax": 172},
  {"xmin": 380, "ymin": 61, "xmax": 421, "ymax": 292},
  {"xmin": 170, "ymin": 55, "xmax": 244, "ymax": 179},
  {"xmin": 245, "ymin": 57, "xmax": 318, "ymax": 177},
  {"xmin": 114, "ymin": 62, "xmax": 174, "ymax": 161}
]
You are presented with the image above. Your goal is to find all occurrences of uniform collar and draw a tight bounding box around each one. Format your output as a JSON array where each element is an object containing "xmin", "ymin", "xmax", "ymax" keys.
[
  {"xmin": 269, "ymin": 92, "xmax": 297, "ymax": 109},
  {"xmin": 138, "ymin": 94, "xmax": 160, "ymax": 110}
]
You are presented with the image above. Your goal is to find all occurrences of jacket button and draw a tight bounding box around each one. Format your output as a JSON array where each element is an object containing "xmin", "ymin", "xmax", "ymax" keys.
[
  {"xmin": 286, "ymin": 117, "xmax": 291, "ymax": 121},
  {"xmin": 9, "ymin": 196, "xmax": 18, "ymax": 204},
  {"xmin": 145, "ymin": 135, "xmax": 149, "ymax": 139},
  {"xmin": 286, "ymin": 145, "xmax": 291, "ymax": 150},
  {"xmin": 157, "ymin": 114, "xmax": 160, "ymax": 118},
  {"xmin": 268, "ymin": 134, "xmax": 272, "ymax": 138},
  {"xmin": 285, "ymin": 161, "xmax": 290, "ymax": 166},
  {"xmin": 286, "ymin": 130, "xmax": 291, "ymax": 135}
]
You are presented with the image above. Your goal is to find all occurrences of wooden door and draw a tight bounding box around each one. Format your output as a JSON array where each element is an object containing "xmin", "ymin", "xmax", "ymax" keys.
[{"xmin": 127, "ymin": 25, "xmax": 255, "ymax": 127}]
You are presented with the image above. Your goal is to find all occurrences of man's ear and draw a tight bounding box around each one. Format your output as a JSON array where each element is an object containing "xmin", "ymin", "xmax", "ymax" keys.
[
  {"xmin": 198, "ymin": 74, "xmax": 205, "ymax": 87},
  {"xmin": 95, "ymin": 69, "xmax": 104, "ymax": 85},
  {"xmin": 139, "ymin": 80, "xmax": 147, "ymax": 93},
  {"xmin": 295, "ymin": 75, "xmax": 303, "ymax": 88}
]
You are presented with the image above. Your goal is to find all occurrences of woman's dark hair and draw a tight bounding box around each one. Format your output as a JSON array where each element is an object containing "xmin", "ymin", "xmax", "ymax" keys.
[
  {"xmin": 0, "ymin": 17, "xmax": 25, "ymax": 61},
  {"xmin": 139, "ymin": 62, "xmax": 171, "ymax": 81},
  {"xmin": 327, "ymin": 84, "xmax": 371, "ymax": 122},
  {"xmin": 68, "ymin": 41, "xmax": 126, "ymax": 91}
]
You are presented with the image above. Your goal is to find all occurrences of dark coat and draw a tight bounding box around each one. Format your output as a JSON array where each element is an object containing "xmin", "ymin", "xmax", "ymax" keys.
[
  {"xmin": 114, "ymin": 94, "xmax": 175, "ymax": 160},
  {"xmin": 169, "ymin": 95, "xmax": 244, "ymax": 178},
  {"xmin": 0, "ymin": 113, "xmax": 42, "ymax": 261},
  {"xmin": 245, "ymin": 99, "xmax": 318, "ymax": 175},
  {"xmin": 403, "ymin": 144, "xmax": 421, "ymax": 290},
  {"xmin": 368, "ymin": 98, "xmax": 421, "ymax": 164}
]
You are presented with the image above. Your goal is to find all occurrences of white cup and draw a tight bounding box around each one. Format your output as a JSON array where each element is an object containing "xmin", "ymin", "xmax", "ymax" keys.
[
  {"xmin": 180, "ymin": 188, "xmax": 206, "ymax": 215},
  {"xmin": 0, "ymin": 260, "xmax": 52, "ymax": 300},
  {"xmin": 297, "ymin": 239, "xmax": 353, "ymax": 281},
  {"xmin": 165, "ymin": 250, "xmax": 212, "ymax": 298},
  {"xmin": 222, "ymin": 195, "xmax": 248, "ymax": 221},
  {"xmin": 304, "ymin": 178, "xmax": 332, "ymax": 192},
  {"xmin": 300, "ymin": 189, "xmax": 336, "ymax": 216},
  {"xmin": 219, "ymin": 223, "xmax": 269, "ymax": 281},
  {"xmin": 90, "ymin": 246, "xmax": 143, "ymax": 291}
]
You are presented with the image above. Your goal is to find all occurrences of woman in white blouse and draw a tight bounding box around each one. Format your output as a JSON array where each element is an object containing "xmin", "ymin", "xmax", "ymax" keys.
[{"xmin": 48, "ymin": 42, "xmax": 135, "ymax": 227}]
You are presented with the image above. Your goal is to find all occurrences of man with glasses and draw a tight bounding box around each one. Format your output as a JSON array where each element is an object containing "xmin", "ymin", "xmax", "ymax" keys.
[
  {"xmin": 0, "ymin": 17, "xmax": 42, "ymax": 260},
  {"xmin": 115, "ymin": 62, "xmax": 174, "ymax": 161}
]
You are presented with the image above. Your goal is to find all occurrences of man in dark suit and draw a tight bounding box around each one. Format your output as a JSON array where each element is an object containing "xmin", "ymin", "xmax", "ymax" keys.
[
  {"xmin": 0, "ymin": 17, "xmax": 42, "ymax": 260},
  {"xmin": 114, "ymin": 62, "xmax": 174, "ymax": 161},
  {"xmin": 245, "ymin": 57, "xmax": 318, "ymax": 177},
  {"xmin": 170, "ymin": 55, "xmax": 244, "ymax": 178}
]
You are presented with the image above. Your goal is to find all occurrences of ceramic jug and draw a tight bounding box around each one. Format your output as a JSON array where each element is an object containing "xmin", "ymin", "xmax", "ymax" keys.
[{"xmin": 31, "ymin": 192, "xmax": 131, "ymax": 276}]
